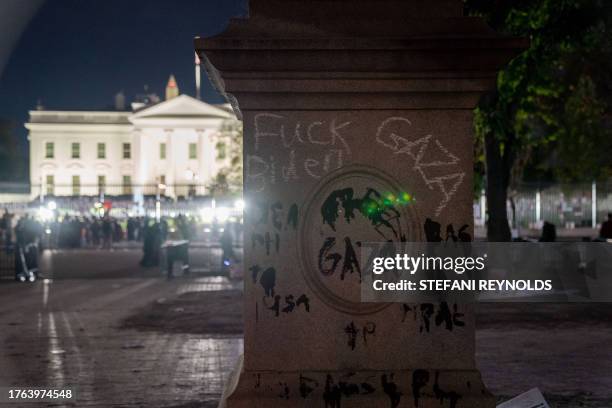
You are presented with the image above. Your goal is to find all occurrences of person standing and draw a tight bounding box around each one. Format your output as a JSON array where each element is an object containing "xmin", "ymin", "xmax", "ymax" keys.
[
  {"xmin": 539, "ymin": 221, "xmax": 557, "ymax": 242},
  {"xmin": 600, "ymin": 213, "xmax": 612, "ymax": 240},
  {"xmin": 1, "ymin": 209, "xmax": 12, "ymax": 250},
  {"xmin": 101, "ymin": 215, "xmax": 112, "ymax": 249},
  {"xmin": 220, "ymin": 222, "xmax": 235, "ymax": 271}
]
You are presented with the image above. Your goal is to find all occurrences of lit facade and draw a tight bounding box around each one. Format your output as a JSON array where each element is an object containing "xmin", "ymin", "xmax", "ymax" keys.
[{"xmin": 26, "ymin": 94, "xmax": 236, "ymax": 200}]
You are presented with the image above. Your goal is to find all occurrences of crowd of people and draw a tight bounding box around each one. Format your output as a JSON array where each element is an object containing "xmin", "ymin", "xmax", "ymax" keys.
[
  {"xmin": 0, "ymin": 208, "xmax": 243, "ymax": 279},
  {"xmin": 0, "ymin": 209, "xmax": 240, "ymax": 251}
]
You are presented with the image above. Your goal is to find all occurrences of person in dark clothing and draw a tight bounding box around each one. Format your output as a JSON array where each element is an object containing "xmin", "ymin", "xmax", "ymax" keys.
[
  {"xmin": 140, "ymin": 220, "xmax": 161, "ymax": 267},
  {"xmin": 160, "ymin": 218, "xmax": 168, "ymax": 242},
  {"xmin": 600, "ymin": 213, "xmax": 612, "ymax": 240},
  {"xmin": 137, "ymin": 217, "xmax": 145, "ymax": 241},
  {"xmin": 91, "ymin": 219, "xmax": 101, "ymax": 246},
  {"xmin": 14, "ymin": 214, "xmax": 40, "ymax": 280},
  {"xmin": 101, "ymin": 215, "xmax": 112, "ymax": 249},
  {"xmin": 113, "ymin": 220, "xmax": 123, "ymax": 242},
  {"xmin": 0, "ymin": 209, "xmax": 8, "ymax": 230},
  {"xmin": 1, "ymin": 209, "xmax": 12, "ymax": 250},
  {"xmin": 70, "ymin": 217, "xmax": 82, "ymax": 248},
  {"xmin": 539, "ymin": 221, "xmax": 557, "ymax": 242},
  {"xmin": 127, "ymin": 218, "xmax": 135, "ymax": 241},
  {"xmin": 220, "ymin": 223, "xmax": 235, "ymax": 271},
  {"xmin": 58, "ymin": 216, "xmax": 69, "ymax": 248},
  {"xmin": 176, "ymin": 214, "xmax": 190, "ymax": 240}
]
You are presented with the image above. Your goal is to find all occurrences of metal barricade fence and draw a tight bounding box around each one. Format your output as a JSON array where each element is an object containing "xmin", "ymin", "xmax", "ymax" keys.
[
  {"xmin": 475, "ymin": 182, "xmax": 612, "ymax": 229},
  {"xmin": 0, "ymin": 244, "xmax": 15, "ymax": 280},
  {"xmin": 0, "ymin": 185, "xmax": 244, "ymax": 227}
]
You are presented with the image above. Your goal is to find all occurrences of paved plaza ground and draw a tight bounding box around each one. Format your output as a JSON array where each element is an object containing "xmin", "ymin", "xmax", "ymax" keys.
[{"xmin": 0, "ymin": 249, "xmax": 611, "ymax": 407}]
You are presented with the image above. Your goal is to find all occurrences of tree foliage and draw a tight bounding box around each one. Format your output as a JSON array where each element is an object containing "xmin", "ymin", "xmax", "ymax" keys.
[
  {"xmin": 465, "ymin": 0, "xmax": 612, "ymax": 239},
  {"xmin": 209, "ymin": 118, "xmax": 243, "ymax": 195}
]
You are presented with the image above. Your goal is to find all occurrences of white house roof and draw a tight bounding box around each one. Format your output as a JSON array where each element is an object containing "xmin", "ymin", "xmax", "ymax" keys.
[
  {"xmin": 130, "ymin": 94, "xmax": 233, "ymax": 121},
  {"xmin": 25, "ymin": 94, "xmax": 237, "ymax": 132},
  {"xmin": 27, "ymin": 110, "xmax": 131, "ymax": 125}
]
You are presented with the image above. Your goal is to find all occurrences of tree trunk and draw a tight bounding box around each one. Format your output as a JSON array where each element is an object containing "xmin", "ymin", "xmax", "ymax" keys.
[{"xmin": 485, "ymin": 132, "xmax": 512, "ymax": 242}]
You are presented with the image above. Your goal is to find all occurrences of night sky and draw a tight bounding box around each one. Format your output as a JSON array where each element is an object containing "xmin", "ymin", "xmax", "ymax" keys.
[{"xmin": 0, "ymin": 0, "xmax": 247, "ymax": 145}]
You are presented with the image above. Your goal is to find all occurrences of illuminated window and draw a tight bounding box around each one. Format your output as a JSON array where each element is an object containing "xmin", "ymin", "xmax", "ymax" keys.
[
  {"xmin": 122, "ymin": 143, "xmax": 131, "ymax": 159},
  {"xmin": 189, "ymin": 143, "xmax": 197, "ymax": 159},
  {"xmin": 97, "ymin": 143, "xmax": 106, "ymax": 159},
  {"xmin": 71, "ymin": 142, "xmax": 80, "ymax": 159},
  {"xmin": 72, "ymin": 175, "xmax": 81, "ymax": 196},
  {"xmin": 45, "ymin": 142, "xmax": 54, "ymax": 159},
  {"xmin": 98, "ymin": 175, "xmax": 106, "ymax": 194},
  {"xmin": 159, "ymin": 175, "xmax": 166, "ymax": 196},
  {"xmin": 122, "ymin": 175, "xmax": 132, "ymax": 195},
  {"xmin": 160, "ymin": 143, "xmax": 166, "ymax": 159},
  {"xmin": 46, "ymin": 175, "xmax": 54, "ymax": 196}
]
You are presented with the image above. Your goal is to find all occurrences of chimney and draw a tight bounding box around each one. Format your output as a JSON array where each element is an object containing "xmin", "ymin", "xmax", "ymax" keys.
[
  {"xmin": 165, "ymin": 74, "xmax": 179, "ymax": 100},
  {"xmin": 114, "ymin": 91, "xmax": 126, "ymax": 110}
]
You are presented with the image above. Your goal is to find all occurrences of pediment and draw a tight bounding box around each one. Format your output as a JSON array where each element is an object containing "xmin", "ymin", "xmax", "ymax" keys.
[{"xmin": 130, "ymin": 94, "xmax": 233, "ymax": 121}]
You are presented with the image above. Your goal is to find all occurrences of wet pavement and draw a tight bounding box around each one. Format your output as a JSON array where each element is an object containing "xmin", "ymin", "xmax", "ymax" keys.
[
  {"xmin": 0, "ymin": 265, "xmax": 242, "ymax": 407},
  {"xmin": 1, "ymin": 249, "xmax": 611, "ymax": 407}
]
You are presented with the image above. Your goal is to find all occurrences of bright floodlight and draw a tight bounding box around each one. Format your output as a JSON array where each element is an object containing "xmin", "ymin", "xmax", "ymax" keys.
[
  {"xmin": 200, "ymin": 207, "xmax": 215, "ymax": 223},
  {"xmin": 47, "ymin": 201, "xmax": 57, "ymax": 210},
  {"xmin": 234, "ymin": 199, "xmax": 245, "ymax": 211},
  {"xmin": 38, "ymin": 207, "xmax": 53, "ymax": 221},
  {"xmin": 215, "ymin": 207, "xmax": 230, "ymax": 223}
]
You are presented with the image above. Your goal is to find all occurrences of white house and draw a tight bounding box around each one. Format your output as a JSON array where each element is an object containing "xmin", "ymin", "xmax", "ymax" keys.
[{"xmin": 26, "ymin": 78, "xmax": 237, "ymax": 202}]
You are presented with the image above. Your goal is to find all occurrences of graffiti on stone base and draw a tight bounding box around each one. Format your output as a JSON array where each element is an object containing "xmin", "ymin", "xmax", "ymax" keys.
[
  {"xmin": 251, "ymin": 264, "xmax": 311, "ymax": 319},
  {"xmin": 343, "ymin": 321, "xmax": 376, "ymax": 350},
  {"xmin": 424, "ymin": 218, "xmax": 471, "ymax": 243},
  {"xmin": 250, "ymin": 200, "xmax": 298, "ymax": 255},
  {"xmin": 323, "ymin": 374, "xmax": 378, "ymax": 407},
  {"xmin": 250, "ymin": 371, "xmax": 465, "ymax": 407},
  {"xmin": 247, "ymin": 113, "xmax": 353, "ymax": 192},
  {"xmin": 318, "ymin": 186, "xmax": 412, "ymax": 284},
  {"xmin": 401, "ymin": 302, "xmax": 466, "ymax": 333},
  {"xmin": 376, "ymin": 116, "xmax": 465, "ymax": 216}
]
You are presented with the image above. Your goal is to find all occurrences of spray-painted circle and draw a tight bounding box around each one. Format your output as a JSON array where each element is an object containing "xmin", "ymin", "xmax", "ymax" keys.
[{"xmin": 298, "ymin": 164, "xmax": 423, "ymax": 315}]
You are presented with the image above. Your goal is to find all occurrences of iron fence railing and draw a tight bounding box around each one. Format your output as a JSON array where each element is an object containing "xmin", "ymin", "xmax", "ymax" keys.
[
  {"xmin": 475, "ymin": 182, "xmax": 612, "ymax": 229},
  {"xmin": 0, "ymin": 182, "xmax": 243, "ymax": 219},
  {"xmin": 4, "ymin": 181, "xmax": 612, "ymax": 229},
  {"xmin": 0, "ymin": 245, "xmax": 16, "ymax": 279}
]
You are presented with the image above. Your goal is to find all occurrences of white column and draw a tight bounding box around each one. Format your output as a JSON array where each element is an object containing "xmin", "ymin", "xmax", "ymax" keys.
[
  {"xmin": 165, "ymin": 129, "xmax": 175, "ymax": 198},
  {"xmin": 132, "ymin": 129, "xmax": 145, "ymax": 209},
  {"xmin": 197, "ymin": 129, "xmax": 206, "ymax": 195},
  {"xmin": 208, "ymin": 131, "xmax": 218, "ymax": 186}
]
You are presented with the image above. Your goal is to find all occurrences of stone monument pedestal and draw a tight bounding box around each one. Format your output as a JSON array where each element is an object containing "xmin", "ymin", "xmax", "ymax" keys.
[
  {"xmin": 222, "ymin": 356, "xmax": 491, "ymax": 407},
  {"xmin": 196, "ymin": 1, "xmax": 526, "ymax": 406}
]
